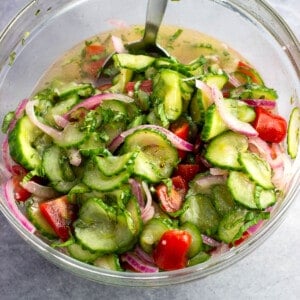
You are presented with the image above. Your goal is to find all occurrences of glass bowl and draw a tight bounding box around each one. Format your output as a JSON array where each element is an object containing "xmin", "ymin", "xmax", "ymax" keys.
[{"xmin": 0, "ymin": 0, "xmax": 299, "ymax": 287}]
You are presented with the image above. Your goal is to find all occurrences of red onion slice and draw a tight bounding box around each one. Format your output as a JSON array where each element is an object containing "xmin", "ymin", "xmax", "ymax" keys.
[
  {"xmin": 134, "ymin": 246, "xmax": 155, "ymax": 264},
  {"xmin": 141, "ymin": 181, "xmax": 155, "ymax": 223},
  {"xmin": 121, "ymin": 252, "xmax": 159, "ymax": 273},
  {"xmin": 2, "ymin": 137, "xmax": 14, "ymax": 173},
  {"xmin": 211, "ymin": 85, "xmax": 258, "ymax": 137},
  {"xmin": 53, "ymin": 114, "xmax": 69, "ymax": 128},
  {"xmin": 194, "ymin": 174, "xmax": 226, "ymax": 190},
  {"xmin": 129, "ymin": 178, "xmax": 145, "ymax": 208},
  {"xmin": 68, "ymin": 149, "xmax": 82, "ymax": 166},
  {"xmin": 111, "ymin": 35, "xmax": 127, "ymax": 54},
  {"xmin": 21, "ymin": 181, "xmax": 58, "ymax": 199},
  {"xmin": 109, "ymin": 124, "xmax": 194, "ymax": 152},
  {"xmin": 63, "ymin": 93, "xmax": 134, "ymax": 119},
  {"xmin": 242, "ymin": 99, "xmax": 276, "ymax": 109},
  {"xmin": 26, "ymin": 100, "xmax": 63, "ymax": 140},
  {"xmin": 3, "ymin": 179, "xmax": 35, "ymax": 233},
  {"xmin": 201, "ymin": 234, "xmax": 221, "ymax": 247}
]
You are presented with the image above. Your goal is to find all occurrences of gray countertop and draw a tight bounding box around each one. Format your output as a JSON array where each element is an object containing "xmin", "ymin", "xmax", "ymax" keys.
[{"xmin": 0, "ymin": 1, "xmax": 299, "ymax": 299}]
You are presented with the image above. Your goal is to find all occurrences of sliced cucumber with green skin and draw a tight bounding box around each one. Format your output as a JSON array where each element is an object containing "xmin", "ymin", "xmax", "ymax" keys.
[
  {"xmin": 180, "ymin": 194, "xmax": 220, "ymax": 235},
  {"xmin": 287, "ymin": 107, "xmax": 300, "ymax": 159},
  {"xmin": 95, "ymin": 152, "xmax": 137, "ymax": 176},
  {"xmin": 218, "ymin": 209, "xmax": 248, "ymax": 243},
  {"xmin": 254, "ymin": 186, "xmax": 276, "ymax": 210},
  {"xmin": 45, "ymin": 94, "xmax": 79, "ymax": 125},
  {"xmin": 82, "ymin": 160, "xmax": 130, "ymax": 192},
  {"xmin": 180, "ymin": 222, "xmax": 203, "ymax": 258},
  {"xmin": 94, "ymin": 254, "xmax": 123, "ymax": 271},
  {"xmin": 54, "ymin": 82, "xmax": 95, "ymax": 98},
  {"xmin": 201, "ymin": 100, "xmax": 255, "ymax": 141},
  {"xmin": 8, "ymin": 116, "xmax": 42, "ymax": 170},
  {"xmin": 227, "ymin": 171, "xmax": 257, "ymax": 209},
  {"xmin": 152, "ymin": 69, "xmax": 183, "ymax": 121},
  {"xmin": 122, "ymin": 129, "xmax": 179, "ymax": 183},
  {"xmin": 115, "ymin": 210, "xmax": 136, "ymax": 253},
  {"xmin": 204, "ymin": 73, "xmax": 228, "ymax": 89},
  {"xmin": 239, "ymin": 152, "xmax": 273, "ymax": 189},
  {"xmin": 211, "ymin": 184, "xmax": 236, "ymax": 217},
  {"xmin": 109, "ymin": 68, "xmax": 133, "ymax": 93},
  {"xmin": 126, "ymin": 196, "xmax": 142, "ymax": 237},
  {"xmin": 26, "ymin": 201, "xmax": 57, "ymax": 239},
  {"xmin": 139, "ymin": 218, "xmax": 173, "ymax": 253},
  {"xmin": 205, "ymin": 131, "xmax": 248, "ymax": 170},
  {"xmin": 79, "ymin": 132, "xmax": 106, "ymax": 156},
  {"xmin": 188, "ymin": 251, "xmax": 210, "ymax": 266},
  {"xmin": 67, "ymin": 243, "xmax": 100, "ymax": 263},
  {"xmin": 113, "ymin": 53, "xmax": 155, "ymax": 71},
  {"xmin": 189, "ymin": 88, "xmax": 212, "ymax": 125},
  {"xmin": 55, "ymin": 123, "xmax": 87, "ymax": 148},
  {"xmin": 74, "ymin": 198, "xmax": 118, "ymax": 253},
  {"xmin": 230, "ymin": 84, "xmax": 278, "ymax": 100},
  {"xmin": 218, "ymin": 208, "xmax": 270, "ymax": 243},
  {"xmin": 42, "ymin": 144, "xmax": 77, "ymax": 193},
  {"xmin": 227, "ymin": 171, "xmax": 276, "ymax": 210}
]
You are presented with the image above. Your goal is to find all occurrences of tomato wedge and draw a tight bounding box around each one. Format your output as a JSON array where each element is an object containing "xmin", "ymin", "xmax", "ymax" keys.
[
  {"xmin": 252, "ymin": 107, "xmax": 287, "ymax": 143},
  {"xmin": 125, "ymin": 79, "xmax": 153, "ymax": 94},
  {"xmin": 237, "ymin": 61, "xmax": 264, "ymax": 85},
  {"xmin": 11, "ymin": 165, "xmax": 31, "ymax": 202},
  {"xmin": 170, "ymin": 121, "xmax": 190, "ymax": 160},
  {"xmin": 153, "ymin": 229, "xmax": 192, "ymax": 271},
  {"xmin": 174, "ymin": 164, "xmax": 200, "ymax": 182},
  {"xmin": 39, "ymin": 196, "xmax": 76, "ymax": 241},
  {"xmin": 81, "ymin": 42, "xmax": 106, "ymax": 78},
  {"xmin": 156, "ymin": 176, "xmax": 187, "ymax": 213}
]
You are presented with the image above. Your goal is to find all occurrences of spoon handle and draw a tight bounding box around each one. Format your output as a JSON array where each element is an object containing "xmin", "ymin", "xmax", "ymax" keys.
[{"xmin": 143, "ymin": 0, "xmax": 168, "ymax": 45}]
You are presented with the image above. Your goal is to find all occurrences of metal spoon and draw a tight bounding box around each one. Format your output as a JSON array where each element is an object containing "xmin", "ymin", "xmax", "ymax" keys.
[{"xmin": 98, "ymin": 0, "xmax": 169, "ymax": 80}]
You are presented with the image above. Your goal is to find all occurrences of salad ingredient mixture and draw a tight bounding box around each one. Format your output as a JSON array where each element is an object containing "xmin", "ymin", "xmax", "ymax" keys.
[{"xmin": 1, "ymin": 25, "xmax": 299, "ymax": 273}]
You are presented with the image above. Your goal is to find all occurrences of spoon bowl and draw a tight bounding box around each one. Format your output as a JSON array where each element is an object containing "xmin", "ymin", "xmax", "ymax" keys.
[{"xmin": 98, "ymin": 0, "xmax": 169, "ymax": 81}]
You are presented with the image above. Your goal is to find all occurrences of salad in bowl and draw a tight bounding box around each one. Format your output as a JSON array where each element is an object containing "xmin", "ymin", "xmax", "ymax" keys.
[{"xmin": 0, "ymin": 0, "xmax": 299, "ymax": 286}]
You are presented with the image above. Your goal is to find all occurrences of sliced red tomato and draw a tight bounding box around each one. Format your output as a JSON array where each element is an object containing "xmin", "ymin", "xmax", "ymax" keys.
[
  {"xmin": 153, "ymin": 229, "xmax": 192, "ymax": 271},
  {"xmin": 170, "ymin": 121, "xmax": 190, "ymax": 160},
  {"xmin": 39, "ymin": 196, "xmax": 76, "ymax": 241},
  {"xmin": 252, "ymin": 107, "xmax": 287, "ymax": 143},
  {"xmin": 156, "ymin": 176, "xmax": 187, "ymax": 213},
  {"xmin": 237, "ymin": 61, "xmax": 264, "ymax": 85},
  {"xmin": 12, "ymin": 175, "xmax": 31, "ymax": 202},
  {"xmin": 81, "ymin": 42, "xmax": 106, "ymax": 78},
  {"xmin": 125, "ymin": 79, "xmax": 153, "ymax": 94},
  {"xmin": 174, "ymin": 164, "xmax": 200, "ymax": 182},
  {"xmin": 232, "ymin": 231, "xmax": 250, "ymax": 247}
]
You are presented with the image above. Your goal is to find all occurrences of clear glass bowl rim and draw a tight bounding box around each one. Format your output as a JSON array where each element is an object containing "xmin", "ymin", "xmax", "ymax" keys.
[{"xmin": 0, "ymin": 0, "xmax": 299, "ymax": 287}]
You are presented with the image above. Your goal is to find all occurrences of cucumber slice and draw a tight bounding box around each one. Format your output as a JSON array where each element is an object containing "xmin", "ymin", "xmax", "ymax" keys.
[
  {"xmin": 211, "ymin": 184, "xmax": 236, "ymax": 217},
  {"xmin": 218, "ymin": 209, "xmax": 248, "ymax": 243},
  {"xmin": 74, "ymin": 198, "xmax": 118, "ymax": 253},
  {"xmin": 205, "ymin": 131, "xmax": 248, "ymax": 170},
  {"xmin": 180, "ymin": 222, "xmax": 203, "ymax": 258},
  {"xmin": 55, "ymin": 123, "xmax": 87, "ymax": 148},
  {"xmin": 152, "ymin": 69, "xmax": 183, "ymax": 121},
  {"xmin": 201, "ymin": 100, "xmax": 255, "ymax": 141},
  {"xmin": 26, "ymin": 201, "xmax": 57, "ymax": 239},
  {"xmin": 126, "ymin": 196, "xmax": 142, "ymax": 237},
  {"xmin": 188, "ymin": 251, "xmax": 210, "ymax": 266},
  {"xmin": 8, "ymin": 116, "xmax": 42, "ymax": 170},
  {"xmin": 180, "ymin": 194, "xmax": 220, "ymax": 235},
  {"xmin": 287, "ymin": 107, "xmax": 300, "ymax": 159},
  {"xmin": 239, "ymin": 152, "xmax": 273, "ymax": 189},
  {"xmin": 95, "ymin": 152, "xmax": 137, "ymax": 176},
  {"xmin": 79, "ymin": 132, "xmax": 106, "ymax": 156},
  {"xmin": 54, "ymin": 82, "xmax": 95, "ymax": 98},
  {"xmin": 113, "ymin": 53, "xmax": 155, "ymax": 71},
  {"xmin": 189, "ymin": 88, "xmax": 211, "ymax": 125},
  {"xmin": 67, "ymin": 243, "xmax": 100, "ymax": 263},
  {"xmin": 139, "ymin": 218, "xmax": 173, "ymax": 253},
  {"xmin": 230, "ymin": 84, "xmax": 277, "ymax": 100},
  {"xmin": 109, "ymin": 68, "xmax": 133, "ymax": 93},
  {"xmin": 254, "ymin": 186, "xmax": 276, "ymax": 210},
  {"xmin": 94, "ymin": 254, "xmax": 122, "ymax": 271},
  {"xmin": 123, "ymin": 129, "xmax": 178, "ymax": 182},
  {"xmin": 227, "ymin": 171, "xmax": 257, "ymax": 209},
  {"xmin": 204, "ymin": 73, "xmax": 228, "ymax": 89},
  {"xmin": 82, "ymin": 160, "xmax": 130, "ymax": 192},
  {"xmin": 42, "ymin": 145, "xmax": 76, "ymax": 193}
]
